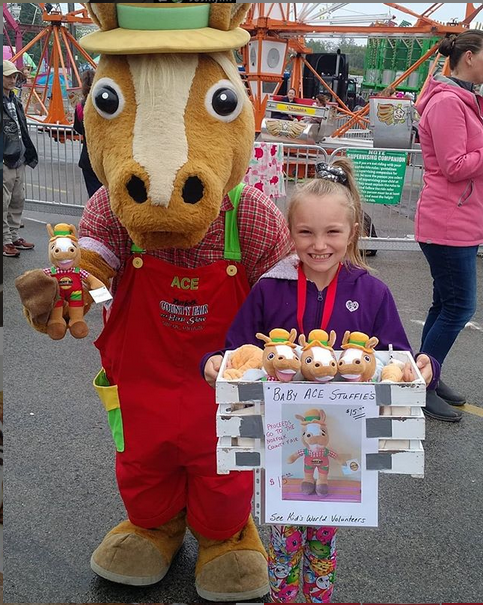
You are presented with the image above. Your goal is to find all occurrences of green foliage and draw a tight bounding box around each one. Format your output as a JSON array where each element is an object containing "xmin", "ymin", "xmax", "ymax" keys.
[
  {"xmin": 305, "ymin": 38, "xmax": 367, "ymax": 73},
  {"xmin": 16, "ymin": 3, "xmax": 44, "ymax": 66}
]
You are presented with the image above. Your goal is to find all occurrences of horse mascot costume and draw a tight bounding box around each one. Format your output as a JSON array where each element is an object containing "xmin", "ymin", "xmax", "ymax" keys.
[{"xmin": 16, "ymin": 2, "xmax": 293, "ymax": 600}]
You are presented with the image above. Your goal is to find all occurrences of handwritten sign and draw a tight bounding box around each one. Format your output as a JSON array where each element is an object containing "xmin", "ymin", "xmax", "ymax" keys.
[{"xmin": 264, "ymin": 382, "xmax": 379, "ymax": 527}]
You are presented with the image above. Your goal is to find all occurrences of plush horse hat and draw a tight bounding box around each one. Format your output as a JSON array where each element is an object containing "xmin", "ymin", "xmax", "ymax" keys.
[
  {"xmin": 341, "ymin": 331, "xmax": 379, "ymax": 354},
  {"xmin": 79, "ymin": 3, "xmax": 255, "ymax": 251},
  {"xmin": 295, "ymin": 408, "xmax": 327, "ymax": 427},
  {"xmin": 259, "ymin": 328, "xmax": 297, "ymax": 349},
  {"xmin": 81, "ymin": 3, "xmax": 250, "ymax": 54},
  {"xmin": 47, "ymin": 223, "xmax": 78, "ymax": 242},
  {"xmin": 300, "ymin": 329, "xmax": 336, "ymax": 351}
]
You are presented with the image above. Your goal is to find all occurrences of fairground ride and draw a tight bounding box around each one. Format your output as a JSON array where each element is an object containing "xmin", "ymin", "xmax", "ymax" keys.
[
  {"xmin": 4, "ymin": 3, "xmax": 96, "ymax": 125},
  {"xmin": 240, "ymin": 3, "xmax": 483, "ymax": 134}
]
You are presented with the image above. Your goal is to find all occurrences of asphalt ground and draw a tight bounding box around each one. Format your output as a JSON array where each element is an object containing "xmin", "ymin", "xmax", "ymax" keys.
[{"xmin": 4, "ymin": 214, "xmax": 483, "ymax": 604}]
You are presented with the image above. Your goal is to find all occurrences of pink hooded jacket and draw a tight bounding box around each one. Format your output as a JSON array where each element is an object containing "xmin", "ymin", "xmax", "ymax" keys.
[{"xmin": 414, "ymin": 76, "xmax": 483, "ymax": 246}]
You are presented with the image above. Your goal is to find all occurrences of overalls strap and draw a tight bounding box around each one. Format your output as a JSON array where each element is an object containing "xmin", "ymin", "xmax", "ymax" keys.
[
  {"xmin": 129, "ymin": 183, "xmax": 245, "ymax": 259},
  {"xmin": 224, "ymin": 183, "xmax": 245, "ymax": 261}
]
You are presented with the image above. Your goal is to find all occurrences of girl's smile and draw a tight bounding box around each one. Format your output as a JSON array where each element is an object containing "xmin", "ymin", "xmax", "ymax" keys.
[{"xmin": 290, "ymin": 193, "xmax": 357, "ymax": 290}]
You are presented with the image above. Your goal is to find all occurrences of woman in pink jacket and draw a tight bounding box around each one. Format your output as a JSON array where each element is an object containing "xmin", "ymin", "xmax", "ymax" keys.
[{"xmin": 415, "ymin": 30, "xmax": 483, "ymax": 422}]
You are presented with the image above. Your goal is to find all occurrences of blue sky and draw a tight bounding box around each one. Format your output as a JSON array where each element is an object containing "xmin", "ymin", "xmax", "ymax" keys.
[{"xmin": 324, "ymin": 3, "xmax": 481, "ymax": 27}]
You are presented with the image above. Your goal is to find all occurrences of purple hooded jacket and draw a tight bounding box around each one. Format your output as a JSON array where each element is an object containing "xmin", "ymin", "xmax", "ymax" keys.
[
  {"xmin": 415, "ymin": 76, "xmax": 483, "ymax": 246},
  {"xmin": 202, "ymin": 256, "xmax": 440, "ymax": 386}
]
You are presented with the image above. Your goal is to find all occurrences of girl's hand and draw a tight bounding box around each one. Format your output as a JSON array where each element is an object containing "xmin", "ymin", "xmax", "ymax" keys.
[
  {"xmin": 403, "ymin": 354, "xmax": 433, "ymax": 385},
  {"xmin": 204, "ymin": 354, "xmax": 224, "ymax": 388},
  {"xmin": 416, "ymin": 354, "xmax": 433, "ymax": 386}
]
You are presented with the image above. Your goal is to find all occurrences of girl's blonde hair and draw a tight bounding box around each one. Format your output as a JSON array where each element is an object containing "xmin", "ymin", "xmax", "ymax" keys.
[{"xmin": 287, "ymin": 157, "xmax": 370, "ymax": 270}]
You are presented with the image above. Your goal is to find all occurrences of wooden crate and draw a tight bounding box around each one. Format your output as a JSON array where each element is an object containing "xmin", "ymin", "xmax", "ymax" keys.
[{"xmin": 216, "ymin": 349, "xmax": 426, "ymax": 476}]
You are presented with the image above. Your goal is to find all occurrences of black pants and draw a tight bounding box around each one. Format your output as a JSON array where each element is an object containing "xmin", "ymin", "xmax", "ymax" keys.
[{"xmin": 82, "ymin": 167, "xmax": 103, "ymax": 199}]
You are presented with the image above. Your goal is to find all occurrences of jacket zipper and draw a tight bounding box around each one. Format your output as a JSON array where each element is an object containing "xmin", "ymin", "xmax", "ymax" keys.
[
  {"xmin": 315, "ymin": 290, "xmax": 324, "ymax": 328},
  {"xmin": 458, "ymin": 180, "xmax": 474, "ymax": 207}
]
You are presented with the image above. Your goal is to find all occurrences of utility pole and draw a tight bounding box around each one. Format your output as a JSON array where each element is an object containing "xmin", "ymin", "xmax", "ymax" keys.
[{"xmin": 68, "ymin": 2, "xmax": 76, "ymax": 38}]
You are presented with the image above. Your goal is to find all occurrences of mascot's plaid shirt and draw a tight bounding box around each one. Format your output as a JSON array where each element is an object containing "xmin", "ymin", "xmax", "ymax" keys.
[{"xmin": 79, "ymin": 185, "xmax": 293, "ymax": 292}]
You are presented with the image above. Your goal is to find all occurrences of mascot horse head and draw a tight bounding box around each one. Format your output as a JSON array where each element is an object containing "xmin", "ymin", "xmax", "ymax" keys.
[{"xmin": 80, "ymin": 3, "xmax": 253, "ymax": 250}]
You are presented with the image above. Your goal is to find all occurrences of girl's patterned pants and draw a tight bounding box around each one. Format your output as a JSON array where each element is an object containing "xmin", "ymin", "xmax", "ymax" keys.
[{"xmin": 268, "ymin": 525, "xmax": 337, "ymax": 603}]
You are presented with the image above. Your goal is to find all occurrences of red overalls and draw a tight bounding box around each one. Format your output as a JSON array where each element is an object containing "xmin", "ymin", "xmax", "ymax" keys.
[
  {"xmin": 47, "ymin": 267, "xmax": 85, "ymax": 308},
  {"xmin": 93, "ymin": 185, "xmax": 254, "ymax": 540}
]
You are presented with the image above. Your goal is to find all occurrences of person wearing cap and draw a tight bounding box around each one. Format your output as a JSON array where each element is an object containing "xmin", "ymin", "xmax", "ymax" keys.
[{"xmin": 3, "ymin": 59, "xmax": 38, "ymax": 257}]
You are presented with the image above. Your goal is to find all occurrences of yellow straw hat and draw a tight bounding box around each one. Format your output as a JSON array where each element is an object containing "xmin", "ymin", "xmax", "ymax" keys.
[
  {"xmin": 80, "ymin": 3, "xmax": 250, "ymax": 55},
  {"xmin": 341, "ymin": 331, "xmax": 375, "ymax": 354}
]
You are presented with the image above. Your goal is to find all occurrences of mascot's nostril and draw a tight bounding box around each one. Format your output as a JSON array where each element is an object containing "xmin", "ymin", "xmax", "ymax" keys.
[
  {"xmin": 182, "ymin": 176, "xmax": 204, "ymax": 205},
  {"xmin": 127, "ymin": 176, "xmax": 148, "ymax": 204}
]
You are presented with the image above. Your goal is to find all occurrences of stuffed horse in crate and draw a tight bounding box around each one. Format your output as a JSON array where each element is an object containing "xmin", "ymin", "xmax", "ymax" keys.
[
  {"xmin": 256, "ymin": 328, "xmax": 301, "ymax": 382},
  {"xmin": 15, "ymin": 3, "xmax": 294, "ymax": 601},
  {"xmin": 299, "ymin": 329, "xmax": 337, "ymax": 383},
  {"xmin": 337, "ymin": 330, "xmax": 379, "ymax": 382}
]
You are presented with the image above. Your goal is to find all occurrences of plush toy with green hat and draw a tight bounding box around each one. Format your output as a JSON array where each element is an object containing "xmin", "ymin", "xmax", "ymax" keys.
[
  {"xmin": 14, "ymin": 2, "xmax": 295, "ymax": 602},
  {"xmin": 256, "ymin": 328, "xmax": 301, "ymax": 382},
  {"xmin": 298, "ymin": 329, "xmax": 338, "ymax": 382},
  {"xmin": 338, "ymin": 330, "xmax": 379, "ymax": 382}
]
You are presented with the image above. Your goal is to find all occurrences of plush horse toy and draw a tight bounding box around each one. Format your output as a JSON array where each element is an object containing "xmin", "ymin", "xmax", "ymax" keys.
[
  {"xmin": 299, "ymin": 329, "xmax": 337, "ymax": 383},
  {"xmin": 256, "ymin": 328, "xmax": 301, "ymax": 382},
  {"xmin": 223, "ymin": 344, "xmax": 264, "ymax": 380},
  {"xmin": 287, "ymin": 408, "xmax": 338, "ymax": 497},
  {"xmin": 44, "ymin": 223, "xmax": 104, "ymax": 340},
  {"xmin": 337, "ymin": 330, "xmax": 379, "ymax": 382},
  {"xmin": 15, "ymin": 3, "xmax": 293, "ymax": 602}
]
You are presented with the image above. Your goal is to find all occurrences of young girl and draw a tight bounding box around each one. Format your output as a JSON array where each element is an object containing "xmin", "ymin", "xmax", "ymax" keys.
[{"xmin": 203, "ymin": 158, "xmax": 439, "ymax": 603}]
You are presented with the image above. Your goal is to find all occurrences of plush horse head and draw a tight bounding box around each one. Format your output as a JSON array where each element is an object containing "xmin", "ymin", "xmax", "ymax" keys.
[
  {"xmin": 294, "ymin": 408, "xmax": 329, "ymax": 449},
  {"xmin": 338, "ymin": 330, "xmax": 379, "ymax": 382},
  {"xmin": 47, "ymin": 223, "xmax": 81, "ymax": 271},
  {"xmin": 256, "ymin": 328, "xmax": 301, "ymax": 382},
  {"xmin": 80, "ymin": 3, "xmax": 253, "ymax": 250},
  {"xmin": 299, "ymin": 329, "xmax": 337, "ymax": 383}
]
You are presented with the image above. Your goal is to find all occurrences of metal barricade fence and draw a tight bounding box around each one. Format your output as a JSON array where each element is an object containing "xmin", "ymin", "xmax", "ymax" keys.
[
  {"xmin": 276, "ymin": 143, "xmax": 424, "ymax": 251},
  {"xmin": 277, "ymin": 143, "xmax": 328, "ymax": 216},
  {"xmin": 25, "ymin": 122, "xmax": 86, "ymax": 215},
  {"xmin": 329, "ymin": 146, "xmax": 423, "ymax": 251},
  {"xmin": 333, "ymin": 114, "xmax": 373, "ymax": 140},
  {"xmin": 24, "ymin": 124, "xmax": 423, "ymax": 251}
]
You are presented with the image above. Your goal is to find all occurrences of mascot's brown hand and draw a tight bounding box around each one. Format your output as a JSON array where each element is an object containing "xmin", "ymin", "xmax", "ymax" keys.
[
  {"xmin": 80, "ymin": 248, "xmax": 117, "ymax": 312},
  {"xmin": 15, "ymin": 269, "xmax": 59, "ymax": 334},
  {"xmin": 80, "ymin": 248, "xmax": 116, "ymax": 288}
]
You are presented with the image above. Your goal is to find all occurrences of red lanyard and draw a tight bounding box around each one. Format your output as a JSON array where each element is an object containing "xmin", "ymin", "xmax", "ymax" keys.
[{"xmin": 297, "ymin": 263, "xmax": 341, "ymax": 335}]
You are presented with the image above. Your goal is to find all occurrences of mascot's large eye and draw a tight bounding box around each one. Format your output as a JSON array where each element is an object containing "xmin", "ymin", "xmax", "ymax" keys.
[
  {"xmin": 305, "ymin": 357, "xmax": 313, "ymax": 364},
  {"xmin": 205, "ymin": 79, "xmax": 244, "ymax": 123},
  {"xmin": 91, "ymin": 77, "xmax": 125, "ymax": 120}
]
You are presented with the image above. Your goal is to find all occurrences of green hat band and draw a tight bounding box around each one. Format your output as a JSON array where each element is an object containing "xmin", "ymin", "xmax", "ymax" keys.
[
  {"xmin": 117, "ymin": 4, "xmax": 210, "ymax": 31},
  {"xmin": 54, "ymin": 229, "xmax": 71, "ymax": 236},
  {"xmin": 349, "ymin": 339, "xmax": 366, "ymax": 347},
  {"xmin": 305, "ymin": 415, "xmax": 321, "ymax": 422},
  {"xmin": 309, "ymin": 338, "xmax": 328, "ymax": 346},
  {"xmin": 272, "ymin": 337, "xmax": 289, "ymax": 343}
]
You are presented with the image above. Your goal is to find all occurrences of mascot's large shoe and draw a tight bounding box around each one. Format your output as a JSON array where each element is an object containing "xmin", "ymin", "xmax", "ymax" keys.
[
  {"xmin": 191, "ymin": 515, "xmax": 269, "ymax": 601},
  {"xmin": 90, "ymin": 511, "xmax": 186, "ymax": 586}
]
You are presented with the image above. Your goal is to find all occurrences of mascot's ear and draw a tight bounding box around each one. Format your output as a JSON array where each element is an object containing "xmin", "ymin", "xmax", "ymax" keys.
[
  {"xmin": 209, "ymin": 3, "xmax": 250, "ymax": 31},
  {"xmin": 86, "ymin": 3, "xmax": 118, "ymax": 31}
]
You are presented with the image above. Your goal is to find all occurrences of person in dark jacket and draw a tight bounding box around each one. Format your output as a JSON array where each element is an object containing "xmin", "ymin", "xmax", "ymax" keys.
[
  {"xmin": 271, "ymin": 87, "xmax": 298, "ymax": 120},
  {"xmin": 3, "ymin": 60, "xmax": 38, "ymax": 258},
  {"xmin": 74, "ymin": 69, "xmax": 103, "ymax": 198}
]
